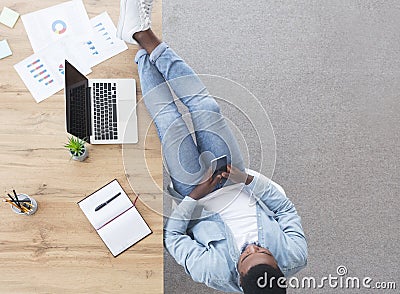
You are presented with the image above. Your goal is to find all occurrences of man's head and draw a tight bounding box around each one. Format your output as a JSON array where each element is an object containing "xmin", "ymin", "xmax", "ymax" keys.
[{"xmin": 238, "ymin": 244, "xmax": 286, "ymax": 293}]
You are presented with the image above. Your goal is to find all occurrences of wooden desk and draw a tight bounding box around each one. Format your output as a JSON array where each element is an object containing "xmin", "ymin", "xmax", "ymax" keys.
[{"xmin": 0, "ymin": 1, "xmax": 163, "ymax": 293}]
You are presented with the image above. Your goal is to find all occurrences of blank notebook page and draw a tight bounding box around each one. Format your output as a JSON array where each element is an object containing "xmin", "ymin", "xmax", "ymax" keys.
[
  {"xmin": 79, "ymin": 180, "xmax": 132, "ymax": 229},
  {"xmin": 98, "ymin": 206, "xmax": 151, "ymax": 256}
]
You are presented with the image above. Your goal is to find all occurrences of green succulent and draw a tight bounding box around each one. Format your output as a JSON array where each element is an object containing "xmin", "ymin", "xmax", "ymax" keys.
[{"xmin": 64, "ymin": 136, "xmax": 86, "ymax": 156}]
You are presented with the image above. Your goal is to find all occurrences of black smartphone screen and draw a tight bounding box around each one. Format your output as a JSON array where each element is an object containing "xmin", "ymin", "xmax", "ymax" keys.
[{"xmin": 211, "ymin": 155, "xmax": 227, "ymax": 179}]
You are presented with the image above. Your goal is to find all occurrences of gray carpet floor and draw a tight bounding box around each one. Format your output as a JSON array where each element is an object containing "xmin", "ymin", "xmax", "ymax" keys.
[{"xmin": 163, "ymin": 1, "xmax": 400, "ymax": 293}]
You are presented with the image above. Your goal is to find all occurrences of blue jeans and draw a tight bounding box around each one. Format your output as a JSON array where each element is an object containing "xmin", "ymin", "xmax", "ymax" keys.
[{"xmin": 135, "ymin": 42, "xmax": 244, "ymax": 197}]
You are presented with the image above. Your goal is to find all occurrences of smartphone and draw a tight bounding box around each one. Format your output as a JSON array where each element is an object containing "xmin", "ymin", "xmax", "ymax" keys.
[{"xmin": 211, "ymin": 155, "xmax": 227, "ymax": 179}]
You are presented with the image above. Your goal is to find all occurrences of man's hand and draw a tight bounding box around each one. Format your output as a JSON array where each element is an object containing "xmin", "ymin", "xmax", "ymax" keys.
[
  {"xmin": 189, "ymin": 169, "xmax": 222, "ymax": 200},
  {"xmin": 221, "ymin": 164, "xmax": 254, "ymax": 185}
]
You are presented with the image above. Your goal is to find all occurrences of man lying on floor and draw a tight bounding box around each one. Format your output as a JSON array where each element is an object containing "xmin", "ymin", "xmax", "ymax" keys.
[{"xmin": 116, "ymin": 0, "xmax": 308, "ymax": 292}]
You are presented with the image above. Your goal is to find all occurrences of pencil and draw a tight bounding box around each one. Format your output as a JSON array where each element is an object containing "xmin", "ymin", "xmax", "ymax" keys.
[
  {"xmin": 18, "ymin": 203, "xmax": 30, "ymax": 213},
  {"xmin": 5, "ymin": 199, "xmax": 28, "ymax": 213},
  {"xmin": 13, "ymin": 190, "xmax": 21, "ymax": 208},
  {"xmin": 21, "ymin": 206, "xmax": 30, "ymax": 213},
  {"xmin": 5, "ymin": 199, "xmax": 30, "ymax": 213},
  {"xmin": 21, "ymin": 202, "xmax": 33, "ymax": 210},
  {"xmin": 7, "ymin": 193, "xmax": 16, "ymax": 204},
  {"xmin": 22, "ymin": 202, "xmax": 33, "ymax": 208}
]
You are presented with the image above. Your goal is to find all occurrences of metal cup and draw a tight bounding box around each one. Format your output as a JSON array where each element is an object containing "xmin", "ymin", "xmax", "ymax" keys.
[{"xmin": 10, "ymin": 194, "xmax": 38, "ymax": 215}]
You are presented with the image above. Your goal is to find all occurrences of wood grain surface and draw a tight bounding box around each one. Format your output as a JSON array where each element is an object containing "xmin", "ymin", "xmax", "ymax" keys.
[{"xmin": 0, "ymin": 0, "xmax": 163, "ymax": 293}]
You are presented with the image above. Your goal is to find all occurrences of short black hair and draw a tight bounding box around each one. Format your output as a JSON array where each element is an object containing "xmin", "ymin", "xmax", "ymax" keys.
[{"xmin": 241, "ymin": 264, "xmax": 286, "ymax": 294}]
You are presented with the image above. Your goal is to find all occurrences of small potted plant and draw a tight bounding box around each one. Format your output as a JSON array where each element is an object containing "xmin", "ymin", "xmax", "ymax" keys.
[{"xmin": 64, "ymin": 136, "xmax": 88, "ymax": 161}]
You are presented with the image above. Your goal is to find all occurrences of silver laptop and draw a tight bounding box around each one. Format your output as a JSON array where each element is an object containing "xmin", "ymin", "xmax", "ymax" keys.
[{"xmin": 65, "ymin": 60, "xmax": 138, "ymax": 144}]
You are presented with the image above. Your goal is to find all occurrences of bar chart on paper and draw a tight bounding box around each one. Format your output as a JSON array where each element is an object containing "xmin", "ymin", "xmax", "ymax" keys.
[
  {"xmin": 83, "ymin": 12, "xmax": 127, "ymax": 67},
  {"xmin": 58, "ymin": 64, "xmax": 65, "ymax": 75},
  {"xmin": 27, "ymin": 59, "xmax": 53, "ymax": 86},
  {"xmin": 93, "ymin": 21, "xmax": 114, "ymax": 45}
]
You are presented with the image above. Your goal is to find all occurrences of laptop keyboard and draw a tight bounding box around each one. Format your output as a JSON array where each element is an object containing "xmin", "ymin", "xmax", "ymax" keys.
[
  {"xmin": 93, "ymin": 82, "xmax": 118, "ymax": 141},
  {"xmin": 69, "ymin": 85, "xmax": 87, "ymax": 139}
]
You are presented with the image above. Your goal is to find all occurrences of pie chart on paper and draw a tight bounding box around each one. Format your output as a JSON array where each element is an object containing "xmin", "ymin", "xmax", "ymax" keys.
[
  {"xmin": 58, "ymin": 64, "xmax": 64, "ymax": 75},
  {"xmin": 52, "ymin": 20, "xmax": 67, "ymax": 34}
]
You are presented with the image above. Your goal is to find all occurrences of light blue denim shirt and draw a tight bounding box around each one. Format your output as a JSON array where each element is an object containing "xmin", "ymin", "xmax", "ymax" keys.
[{"xmin": 164, "ymin": 173, "xmax": 308, "ymax": 293}]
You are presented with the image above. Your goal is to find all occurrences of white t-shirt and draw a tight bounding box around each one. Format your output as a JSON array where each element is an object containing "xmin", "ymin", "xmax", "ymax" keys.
[{"xmin": 198, "ymin": 183, "xmax": 259, "ymax": 250}]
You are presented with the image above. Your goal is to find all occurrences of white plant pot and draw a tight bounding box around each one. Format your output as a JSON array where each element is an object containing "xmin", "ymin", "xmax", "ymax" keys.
[{"xmin": 70, "ymin": 146, "xmax": 88, "ymax": 162}]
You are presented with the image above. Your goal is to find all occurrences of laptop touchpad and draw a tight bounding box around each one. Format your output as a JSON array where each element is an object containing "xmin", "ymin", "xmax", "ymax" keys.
[{"xmin": 119, "ymin": 101, "xmax": 136, "ymax": 122}]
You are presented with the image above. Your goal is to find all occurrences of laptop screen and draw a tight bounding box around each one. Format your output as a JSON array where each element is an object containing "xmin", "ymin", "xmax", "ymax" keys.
[{"xmin": 65, "ymin": 60, "xmax": 91, "ymax": 143}]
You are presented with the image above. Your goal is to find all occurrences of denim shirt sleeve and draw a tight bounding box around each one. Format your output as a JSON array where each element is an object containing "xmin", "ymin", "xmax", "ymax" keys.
[
  {"xmin": 164, "ymin": 197, "xmax": 244, "ymax": 292},
  {"xmin": 247, "ymin": 174, "xmax": 308, "ymax": 275},
  {"xmin": 163, "ymin": 197, "xmax": 217, "ymax": 284}
]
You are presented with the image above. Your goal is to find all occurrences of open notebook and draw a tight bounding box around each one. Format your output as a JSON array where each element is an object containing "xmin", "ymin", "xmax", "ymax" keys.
[{"xmin": 78, "ymin": 179, "xmax": 151, "ymax": 256}]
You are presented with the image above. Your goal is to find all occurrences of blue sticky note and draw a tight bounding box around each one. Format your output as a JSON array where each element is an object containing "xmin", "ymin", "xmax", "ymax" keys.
[{"xmin": 0, "ymin": 39, "xmax": 12, "ymax": 59}]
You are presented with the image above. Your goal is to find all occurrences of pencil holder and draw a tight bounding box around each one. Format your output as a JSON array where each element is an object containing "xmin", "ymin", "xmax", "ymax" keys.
[{"xmin": 10, "ymin": 194, "xmax": 38, "ymax": 215}]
